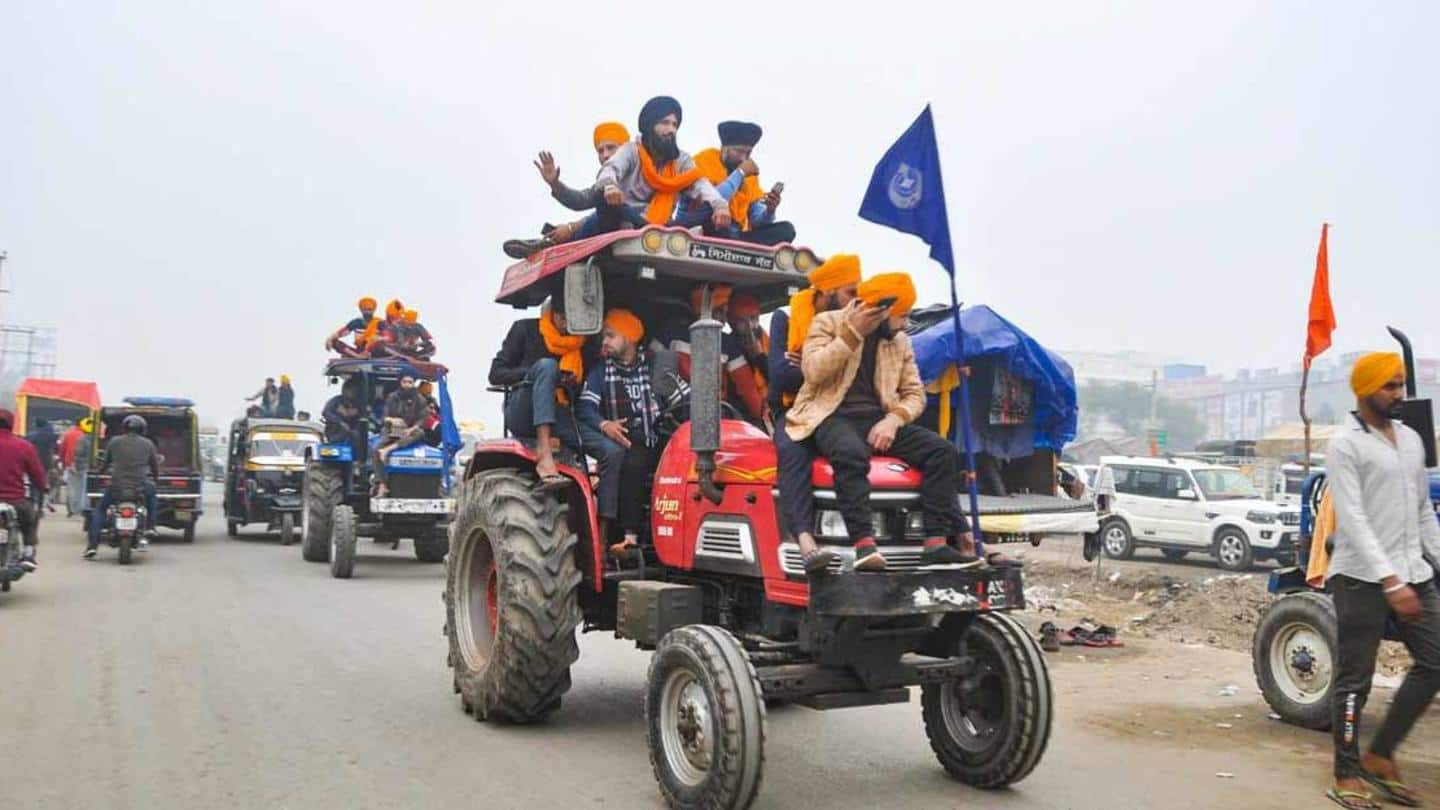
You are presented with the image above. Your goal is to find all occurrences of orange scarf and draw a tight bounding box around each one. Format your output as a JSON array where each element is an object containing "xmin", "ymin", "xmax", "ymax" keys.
[
  {"xmin": 637, "ymin": 146, "xmax": 704, "ymax": 225},
  {"xmin": 357, "ymin": 316, "xmax": 383, "ymax": 349},
  {"xmin": 692, "ymin": 148, "xmax": 765, "ymax": 232},
  {"xmin": 537, "ymin": 309, "xmax": 586, "ymax": 405}
]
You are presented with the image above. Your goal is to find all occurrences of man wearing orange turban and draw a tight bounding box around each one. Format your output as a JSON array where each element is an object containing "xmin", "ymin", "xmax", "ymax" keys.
[
  {"xmin": 681, "ymin": 120, "xmax": 797, "ymax": 246},
  {"xmin": 510, "ymin": 121, "xmax": 635, "ymax": 260},
  {"xmin": 579, "ymin": 309, "xmax": 687, "ymax": 561},
  {"xmin": 784, "ymin": 271, "xmax": 972, "ymax": 571},
  {"xmin": 391, "ymin": 309, "xmax": 436, "ymax": 360},
  {"xmin": 505, "ymin": 96, "xmax": 730, "ymax": 259},
  {"xmin": 326, "ymin": 296, "xmax": 380, "ymax": 357},
  {"xmin": 1325, "ymin": 350, "xmax": 1440, "ymax": 806},
  {"xmin": 768, "ymin": 255, "xmax": 862, "ymax": 573},
  {"xmin": 651, "ymin": 284, "xmax": 765, "ymax": 425}
]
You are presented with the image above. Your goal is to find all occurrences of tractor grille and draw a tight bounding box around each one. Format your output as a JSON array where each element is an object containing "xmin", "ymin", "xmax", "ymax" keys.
[
  {"xmin": 695, "ymin": 520, "xmax": 754, "ymax": 562},
  {"xmin": 387, "ymin": 474, "xmax": 441, "ymax": 500},
  {"xmin": 779, "ymin": 542, "xmax": 930, "ymax": 576}
]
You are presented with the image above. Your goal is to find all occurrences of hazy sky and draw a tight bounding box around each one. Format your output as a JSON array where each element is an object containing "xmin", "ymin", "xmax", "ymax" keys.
[{"xmin": 3, "ymin": 1, "xmax": 1437, "ymax": 428}]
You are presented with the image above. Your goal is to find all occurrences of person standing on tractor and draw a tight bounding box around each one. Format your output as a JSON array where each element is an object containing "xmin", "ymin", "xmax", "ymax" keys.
[
  {"xmin": 783, "ymin": 273, "xmax": 971, "ymax": 572},
  {"xmin": 325, "ymin": 296, "xmax": 380, "ymax": 356},
  {"xmin": 86, "ymin": 415, "xmax": 160, "ymax": 558},
  {"xmin": 502, "ymin": 96, "xmax": 730, "ymax": 258},
  {"xmin": 579, "ymin": 309, "xmax": 687, "ymax": 560},
  {"xmin": 1323, "ymin": 351, "xmax": 1440, "ymax": 810},
  {"xmin": 768, "ymin": 254, "xmax": 861, "ymax": 572},
  {"xmin": 0, "ymin": 409, "xmax": 48, "ymax": 572},
  {"xmin": 372, "ymin": 374, "xmax": 430, "ymax": 498},
  {"xmin": 275, "ymin": 375, "xmax": 297, "ymax": 419},
  {"xmin": 246, "ymin": 378, "xmax": 279, "ymax": 417},
  {"xmin": 684, "ymin": 120, "xmax": 795, "ymax": 246},
  {"xmin": 504, "ymin": 122, "xmax": 632, "ymax": 258},
  {"xmin": 651, "ymin": 284, "xmax": 766, "ymax": 427},
  {"xmin": 490, "ymin": 298, "xmax": 610, "ymax": 491}
]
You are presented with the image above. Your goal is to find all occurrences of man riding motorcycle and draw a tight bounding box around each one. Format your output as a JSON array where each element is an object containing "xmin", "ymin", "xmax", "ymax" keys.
[
  {"xmin": 85, "ymin": 415, "xmax": 161, "ymax": 558},
  {"xmin": 0, "ymin": 408, "xmax": 47, "ymax": 571}
]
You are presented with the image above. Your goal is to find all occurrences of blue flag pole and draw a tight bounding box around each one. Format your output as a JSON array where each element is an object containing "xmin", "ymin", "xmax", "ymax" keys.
[{"xmin": 948, "ymin": 291, "xmax": 985, "ymax": 552}]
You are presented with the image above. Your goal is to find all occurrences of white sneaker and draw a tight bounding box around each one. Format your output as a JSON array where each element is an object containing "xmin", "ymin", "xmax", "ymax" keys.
[{"xmin": 82, "ymin": 547, "xmax": 98, "ymax": 559}]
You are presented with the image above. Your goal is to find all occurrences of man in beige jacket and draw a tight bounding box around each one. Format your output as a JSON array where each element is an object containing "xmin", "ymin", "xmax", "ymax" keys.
[{"xmin": 784, "ymin": 272, "xmax": 970, "ymax": 571}]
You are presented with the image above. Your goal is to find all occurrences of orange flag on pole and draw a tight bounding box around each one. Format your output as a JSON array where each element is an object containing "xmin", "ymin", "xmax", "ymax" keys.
[{"xmin": 1304, "ymin": 223, "xmax": 1335, "ymax": 369}]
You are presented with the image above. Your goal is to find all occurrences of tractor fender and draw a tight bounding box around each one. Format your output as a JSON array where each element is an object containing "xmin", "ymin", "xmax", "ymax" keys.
[{"xmin": 464, "ymin": 439, "xmax": 604, "ymax": 592}]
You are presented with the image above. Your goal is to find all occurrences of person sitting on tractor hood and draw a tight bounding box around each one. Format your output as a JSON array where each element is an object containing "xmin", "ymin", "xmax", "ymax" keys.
[
  {"xmin": 86, "ymin": 414, "xmax": 160, "ymax": 558},
  {"xmin": 769, "ymin": 254, "xmax": 861, "ymax": 573},
  {"xmin": 326, "ymin": 297, "xmax": 380, "ymax": 357},
  {"xmin": 784, "ymin": 273, "xmax": 972, "ymax": 572},
  {"xmin": 394, "ymin": 310, "xmax": 437, "ymax": 360},
  {"xmin": 649, "ymin": 284, "xmax": 766, "ymax": 427},
  {"xmin": 0, "ymin": 408, "xmax": 48, "ymax": 572},
  {"xmin": 506, "ymin": 121, "xmax": 632, "ymax": 257},
  {"xmin": 680, "ymin": 120, "xmax": 795, "ymax": 246},
  {"xmin": 360, "ymin": 299, "xmax": 406, "ymax": 354},
  {"xmin": 372, "ymin": 374, "xmax": 430, "ymax": 498},
  {"xmin": 503, "ymin": 96, "xmax": 729, "ymax": 258},
  {"xmin": 578, "ymin": 309, "xmax": 688, "ymax": 561},
  {"xmin": 489, "ymin": 298, "xmax": 611, "ymax": 491}
]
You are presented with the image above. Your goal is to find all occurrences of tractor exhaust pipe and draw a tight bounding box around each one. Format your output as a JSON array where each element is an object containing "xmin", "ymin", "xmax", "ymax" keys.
[
  {"xmin": 1388, "ymin": 325, "xmax": 1436, "ymax": 467},
  {"xmin": 1387, "ymin": 325, "xmax": 1418, "ymax": 398},
  {"xmin": 690, "ymin": 285, "xmax": 725, "ymax": 504}
]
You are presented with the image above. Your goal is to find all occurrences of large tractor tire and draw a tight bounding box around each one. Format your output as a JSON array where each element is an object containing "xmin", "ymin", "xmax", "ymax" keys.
[
  {"xmin": 302, "ymin": 462, "xmax": 341, "ymax": 562},
  {"xmin": 1253, "ymin": 591, "xmax": 1336, "ymax": 730},
  {"xmin": 279, "ymin": 513, "xmax": 296, "ymax": 546},
  {"xmin": 646, "ymin": 625, "xmax": 766, "ymax": 810},
  {"xmin": 414, "ymin": 527, "xmax": 449, "ymax": 563},
  {"xmin": 329, "ymin": 505, "xmax": 357, "ymax": 579},
  {"xmin": 445, "ymin": 470, "xmax": 581, "ymax": 724},
  {"xmin": 922, "ymin": 612, "xmax": 1053, "ymax": 789}
]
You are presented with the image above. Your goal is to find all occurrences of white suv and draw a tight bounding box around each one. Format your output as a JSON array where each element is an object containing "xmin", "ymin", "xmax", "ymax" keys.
[{"xmin": 1095, "ymin": 456, "xmax": 1300, "ymax": 572}]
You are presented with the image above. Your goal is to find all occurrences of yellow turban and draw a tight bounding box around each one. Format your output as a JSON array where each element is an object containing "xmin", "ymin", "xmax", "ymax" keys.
[
  {"xmin": 280, "ymin": 374, "xmax": 291, "ymax": 384},
  {"xmin": 808, "ymin": 254, "xmax": 861, "ymax": 293},
  {"xmin": 358, "ymin": 296, "xmax": 377, "ymax": 310},
  {"xmin": 1350, "ymin": 352, "xmax": 1404, "ymax": 397},
  {"xmin": 858, "ymin": 272, "xmax": 917, "ymax": 317},
  {"xmin": 403, "ymin": 309, "xmax": 419, "ymax": 324},
  {"xmin": 593, "ymin": 121, "xmax": 630, "ymax": 148},
  {"xmin": 604, "ymin": 308, "xmax": 645, "ymax": 343},
  {"xmin": 80, "ymin": 417, "xmax": 94, "ymax": 433}
]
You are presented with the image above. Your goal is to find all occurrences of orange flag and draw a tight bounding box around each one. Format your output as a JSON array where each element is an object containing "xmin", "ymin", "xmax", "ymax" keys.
[{"xmin": 1304, "ymin": 223, "xmax": 1336, "ymax": 369}]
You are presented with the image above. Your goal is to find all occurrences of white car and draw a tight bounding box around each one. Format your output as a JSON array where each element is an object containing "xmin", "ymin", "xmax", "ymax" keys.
[{"xmin": 1095, "ymin": 456, "xmax": 1300, "ymax": 571}]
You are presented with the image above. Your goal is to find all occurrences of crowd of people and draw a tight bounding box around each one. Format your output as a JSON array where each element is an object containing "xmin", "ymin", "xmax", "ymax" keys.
[
  {"xmin": 325, "ymin": 297, "xmax": 436, "ymax": 361},
  {"xmin": 501, "ymin": 95, "xmax": 795, "ymax": 260}
]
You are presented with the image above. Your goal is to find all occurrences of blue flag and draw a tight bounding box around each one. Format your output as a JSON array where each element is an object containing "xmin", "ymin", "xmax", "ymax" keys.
[
  {"xmin": 438, "ymin": 373, "xmax": 463, "ymax": 490},
  {"xmin": 858, "ymin": 105, "xmax": 954, "ymax": 275}
]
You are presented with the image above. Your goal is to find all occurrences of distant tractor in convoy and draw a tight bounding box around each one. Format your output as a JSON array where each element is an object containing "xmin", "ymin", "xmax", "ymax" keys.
[
  {"xmin": 445, "ymin": 227, "xmax": 1053, "ymax": 810},
  {"xmin": 302, "ymin": 358, "xmax": 455, "ymax": 578}
]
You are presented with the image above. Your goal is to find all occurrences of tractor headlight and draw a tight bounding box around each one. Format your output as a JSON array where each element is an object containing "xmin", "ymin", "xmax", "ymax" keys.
[
  {"xmin": 795, "ymin": 250, "xmax": 818, "ymax": 272},
  {"xmin": 641, "ymin": 229, "xmax": 664, "ymax": 253},
  {"xmin": 665, "ymin": 231, "xmax": 690, "ymax": 256},
  {"xmin": 774, "ymin": 247, "xmax": 796, "ymax": 272},
  {"xmin": 905, "ymin": 511, "xmax": 926, "ymax": 537},
  {"xmin": 816, "ymin": 510, "xmax": 847, "ymax": 539}
]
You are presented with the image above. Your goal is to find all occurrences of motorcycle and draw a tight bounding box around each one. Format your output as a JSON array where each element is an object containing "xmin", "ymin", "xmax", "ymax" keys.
[
  {"xmin": 100, "ymin": 497, "xmax": 148, "ymax": 565},
  {"xmin": 0, "ymin": 503, "xmax": 24, "ymax": 592}
]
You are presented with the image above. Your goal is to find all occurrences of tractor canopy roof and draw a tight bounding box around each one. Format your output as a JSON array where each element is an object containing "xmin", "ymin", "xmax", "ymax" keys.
[
  {"xmin": 494, "ymin": 226, "xmax": 823, "ymax": 313},
  {"xmin": 324, "ymin": 357, "xmax": 448, "ymax": 382}
]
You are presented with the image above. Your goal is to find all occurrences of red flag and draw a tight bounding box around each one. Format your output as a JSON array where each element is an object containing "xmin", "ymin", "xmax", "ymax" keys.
[{"xmin": 1304, "ymin": 223, "xmax": 1336, "ymax": 369}]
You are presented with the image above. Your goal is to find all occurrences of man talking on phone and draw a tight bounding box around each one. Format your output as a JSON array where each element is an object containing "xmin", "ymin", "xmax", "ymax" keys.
[
  {"xmin": 685, "ymin": 120, "xmax": 796, "ymax": 246},
  {"xmin": 1323, "ymin": 351, "xmax": 1440, "ymax": 809},
  {"xmin": 783, "ymin": 273, "xmax": 971, "ymax": 571}
]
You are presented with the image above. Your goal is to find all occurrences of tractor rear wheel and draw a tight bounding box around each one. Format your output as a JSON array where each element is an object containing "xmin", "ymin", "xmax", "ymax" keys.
[
  {"xmin": 302, "ymin": 462, "xmax": 341, "ymax": 562},
  {"xmin": 329, "ymin": 505, "xmax": 357, "ymax": 579},
  {"xmin": 1253, "ymin": 591, "xmax": 1335, "ymax": 730},
  {"xmin": 445, "ymin": 469, "xmax": 581, "ymax": 723},
  {"xmin": 922, "ymin": 612, "xmax": 1052, "ymax": 789},
  {"xmin": 646, "ymin": 625, "xmax": 766, "ymax": 810}
]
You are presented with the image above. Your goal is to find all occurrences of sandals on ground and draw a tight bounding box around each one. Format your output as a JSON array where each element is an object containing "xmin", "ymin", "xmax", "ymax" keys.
[{"xmin": 1359, "ymin": 773, "xmax": 1422, "ymax": 807}]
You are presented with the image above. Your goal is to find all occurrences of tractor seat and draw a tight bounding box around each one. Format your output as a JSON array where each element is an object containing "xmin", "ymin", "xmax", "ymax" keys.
[{"xmin": 810, "ymin": 456, "xmax": 924, "ymax": 489}]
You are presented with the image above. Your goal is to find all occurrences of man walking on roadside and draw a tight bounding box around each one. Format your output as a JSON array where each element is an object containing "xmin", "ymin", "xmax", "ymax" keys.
[{"xmin": 1325, "ymin": 351, "xmax": 1440, "ymax": 809}]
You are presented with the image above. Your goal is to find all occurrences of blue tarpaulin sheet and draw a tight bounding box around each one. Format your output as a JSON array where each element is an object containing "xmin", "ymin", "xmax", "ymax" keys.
[{"xmin": 910, "ymin": 305, "xmax": 1078, "ymax": 452}]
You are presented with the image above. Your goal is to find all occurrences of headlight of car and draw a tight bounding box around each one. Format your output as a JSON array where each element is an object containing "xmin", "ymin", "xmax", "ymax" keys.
[{"xmin": 1246, "ymin": 510, "xmax": 1277, "ymax": 524}]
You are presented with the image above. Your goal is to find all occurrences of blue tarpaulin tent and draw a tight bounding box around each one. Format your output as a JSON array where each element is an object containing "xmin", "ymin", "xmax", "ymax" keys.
[{"xmin": 910, "ymin": 305, "xmax": 1078, "ymax": 452}]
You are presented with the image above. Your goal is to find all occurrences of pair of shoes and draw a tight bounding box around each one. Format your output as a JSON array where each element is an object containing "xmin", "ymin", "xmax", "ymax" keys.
[
  {"xmin": 853, "ymin": 539, "xmax": 886, "ymax": 571},
  {"xmin": 502, "ymin": 237, "xmax": 552, "ymax": 260},
  {"xmin": 1038, "ymin": 621, "xmax": 1062, "ymax": 652},
  {"xmin": 82, "ymin": 546, "xmax": 98, "ymax": 559}
]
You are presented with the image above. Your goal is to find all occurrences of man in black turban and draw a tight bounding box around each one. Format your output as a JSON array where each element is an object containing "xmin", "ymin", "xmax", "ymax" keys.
[{"xmin": 681, "ymin": 119, "xmax": 796, "ymax": 246}]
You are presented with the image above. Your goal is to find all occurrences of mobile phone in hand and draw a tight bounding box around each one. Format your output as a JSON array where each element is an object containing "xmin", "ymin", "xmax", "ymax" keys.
[{"xmin": 874, "ymin": 296, "xmax": 898, "ymax": 310}]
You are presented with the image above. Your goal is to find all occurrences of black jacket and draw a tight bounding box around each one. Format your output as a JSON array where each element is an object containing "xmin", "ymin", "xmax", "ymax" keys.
[
  {"xmin": 489, "ymin": 319, "xmax": 599, "ymax": 388},
  {"xmin": 101, "ymin": 433, "xmax": 160, "ymax": 495}
]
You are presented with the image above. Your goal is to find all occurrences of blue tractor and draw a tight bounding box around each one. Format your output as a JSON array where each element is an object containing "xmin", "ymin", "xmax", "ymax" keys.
[
  {"xmin": 1253, "ymin": 327, "xmax": 1438, "ymax": 729},
  {"xmin": 301, "ymin": 358, "xmax": 460, "ymax": 578}
]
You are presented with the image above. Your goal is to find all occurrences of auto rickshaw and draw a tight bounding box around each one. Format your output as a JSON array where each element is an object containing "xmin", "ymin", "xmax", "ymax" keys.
[
  {"xmin": 224, "ymin": 418, "xmax": 323, "ymax": 545},
  {"xmin": 85, "ymin": 397, "xmax": 204, "ymax": 542}
]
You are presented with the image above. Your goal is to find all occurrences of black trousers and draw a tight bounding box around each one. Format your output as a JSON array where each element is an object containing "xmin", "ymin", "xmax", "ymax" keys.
[
  {"xmin": 2, "ymin": 500, "xmax": 37, "ymax": 547},
  {"xmin": 808, "ymin": 413, "xmax": 964, "ymax": 544},
  {"xmin": 1331, "ymin": 575, "xmax": 1440, "ymax": 779},
  {"xmin": 774, "ymin": 411, "xmax": 817, "ymax": 537},
  {"xmin": 614, "ymin": 444, "xmax": 655, "ymax": 536}
]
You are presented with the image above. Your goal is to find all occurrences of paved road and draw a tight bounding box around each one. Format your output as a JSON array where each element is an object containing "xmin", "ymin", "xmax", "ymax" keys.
[{"xmin": 3, "ymin": 489, "xmax": 1434, "ymax": 809}]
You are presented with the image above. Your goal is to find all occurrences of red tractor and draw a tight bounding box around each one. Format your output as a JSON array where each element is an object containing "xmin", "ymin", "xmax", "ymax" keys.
[{"xmin": 445, "ymin": 227, "xmax": 1053, "ymax": 809}]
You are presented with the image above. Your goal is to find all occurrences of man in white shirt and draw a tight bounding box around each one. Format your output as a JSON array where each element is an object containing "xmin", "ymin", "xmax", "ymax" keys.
[{"xmin": 1325, "ymin": 351, "xmax": 1440, "ymax": 809}]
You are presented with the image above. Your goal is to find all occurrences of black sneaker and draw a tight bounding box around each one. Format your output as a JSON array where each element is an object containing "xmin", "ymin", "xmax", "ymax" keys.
[
  {"xmin": 502, "ymin": 237, "xmax": 550, "ymax": 259},
  {"xmin": 921, "ymin": 541, "xmax": 979, "ymax": 567}
]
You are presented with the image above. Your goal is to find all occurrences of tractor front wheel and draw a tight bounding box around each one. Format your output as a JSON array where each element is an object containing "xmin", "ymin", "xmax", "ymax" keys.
[
  {"xmin": 922, "ymin": 612, "xmax": 1053, "ymax": 789},
  {"xmin": 279, "ymin": 513, "xmax": 296, "ymax": 546},
  {"xmin": 445, "ymin": 470, "xmax": 581, "ymax": 723},
  {"xmin": 414, "ymin": 527, "xmax": 449, "ymax": 563},
  {"xmin": 646, "ymin": 625, "xmax": 766, "ymax": 810},
  {"xmin": 329, "ymin": 505, "xmax": 357, "ymax": 579},
  {"xmin": 1253, "ymin": 591, "xmax": 1336, "ymax": 730},
  {"xmin": 302, "ymin": 462, "xmax": 341, "ymax": 562}
]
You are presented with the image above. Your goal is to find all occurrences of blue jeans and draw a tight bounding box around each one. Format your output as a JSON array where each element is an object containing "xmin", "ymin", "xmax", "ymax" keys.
[
  {"xmin": 88, "ymin": 482, "xmax": 158, "ymax": 548},
  {"xmin": 504, "ymin": 359, "xmax": 621, "ymax": 511},
  {"xmin": 574, "ymin": 203, "xmax": 650, "ymax": 239}
]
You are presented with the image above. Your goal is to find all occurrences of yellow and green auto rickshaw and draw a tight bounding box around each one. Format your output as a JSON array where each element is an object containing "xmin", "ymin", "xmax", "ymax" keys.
[{"xmin": 223, "ymin": 418, "xmax": 322, "ymax": 545}]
